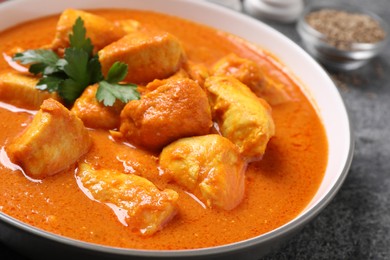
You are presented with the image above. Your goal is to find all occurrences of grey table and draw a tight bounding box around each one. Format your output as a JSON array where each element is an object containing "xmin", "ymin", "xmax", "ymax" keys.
[
  {"xmin": 1, "ymin": 0, "xmax": 389, "ymax": 259},
  {"xmin": 261, "ymin": 0, "xmax": 390, "ymax": 259}
]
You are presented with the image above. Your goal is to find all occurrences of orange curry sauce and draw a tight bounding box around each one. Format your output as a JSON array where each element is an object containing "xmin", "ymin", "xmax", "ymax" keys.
[{"xmin": 0, "ymin": 9, "xmax": 327, "ymax": 249}]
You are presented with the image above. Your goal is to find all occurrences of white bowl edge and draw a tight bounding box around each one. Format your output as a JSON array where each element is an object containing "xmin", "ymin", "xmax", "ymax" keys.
[{"xmin": 0, "ymin": 0, "xmax": 354, "ymax": 257}]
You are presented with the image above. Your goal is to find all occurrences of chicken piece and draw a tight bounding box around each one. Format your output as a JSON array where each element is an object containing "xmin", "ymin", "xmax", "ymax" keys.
[
  {"xmin": 77, "ymin": 163, "xmax": 179, "ymax": 236},
  {"xmin": 145, "ymin": 68, "xmax": 189, "ymax": 92},
  {"xmin": 116, "ymin": 19, "xmax": 141, "ymax": 34},
  {"xmin": 261, "ymin": 75, "xmax": 293, "ymax": 105},
  {"xmin": 183, "ymin": 61, "xmax": 209, "ymax": 88},
  {"xmin": 71, "ymin": 84, "xmax": 124, "ymax": 129},
  {"xmin": 0, "ymin": 71, "xmax": 61, "ymax": 110},
  {"xmin": 51, "ymin": 9, "xmax": 126, "ymax": 53},
  {"xmin": 205, "ymin": 76, "xmax": 275, "ymax": 161},
  {"xmin": 99, "ymin": 30, "xmax": 185, "ymax": 84},
  {"xmin": 160, "ymin": 134, "xmax": 246, "ymax": 210},
  {"xmin": 6, "ymin": 99, "xmax": 91, "ymax": 179},
  {"xmin": 212, "ymin": 53, "xmax": 264, "ymax": 92},
  {"xmin": 212, "ymin": 53, "xmax": 290, "ymax": 105},
  {"xmin": 120, "ymin": 78, "xmax": 212, "ymax": 151}
]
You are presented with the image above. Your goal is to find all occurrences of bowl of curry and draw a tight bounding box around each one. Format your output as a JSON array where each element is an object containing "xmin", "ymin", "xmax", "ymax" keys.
[{"xmin": 0, "ymin": 0, "xmax": 353, "ymax": 259}]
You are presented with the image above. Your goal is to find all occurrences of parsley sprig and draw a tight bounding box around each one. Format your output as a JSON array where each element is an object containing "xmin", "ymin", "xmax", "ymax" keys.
[{"xmin": 13, "ymin": 17, "xmax": 139, "ymax": 106}]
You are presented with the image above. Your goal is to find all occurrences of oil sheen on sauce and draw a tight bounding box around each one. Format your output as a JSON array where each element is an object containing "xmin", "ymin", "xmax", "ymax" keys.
[{"xmin": 0, "ymin": 9, "xmax": 328, "ymax": 250}]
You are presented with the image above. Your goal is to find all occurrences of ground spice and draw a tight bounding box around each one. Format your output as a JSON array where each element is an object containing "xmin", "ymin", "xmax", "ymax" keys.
[{"xmin": 305, "ymin": 9, "xmax": 386, "ymax": 50}]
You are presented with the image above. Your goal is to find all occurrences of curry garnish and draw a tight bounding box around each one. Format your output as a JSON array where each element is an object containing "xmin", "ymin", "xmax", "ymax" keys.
[
  {"xmin": 97, "ymin": 62, "xmax": 139, "ymax": 106},
  {"xmin": 13, "ymin": 17, "xmax": 139, "ymax": 106},
  {"xmin": 68, "ymin": 17, "xmax": 94, "ymax": 55}
]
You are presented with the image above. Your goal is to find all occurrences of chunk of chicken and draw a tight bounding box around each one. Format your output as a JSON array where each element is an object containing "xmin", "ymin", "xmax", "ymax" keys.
[
  {"xmin": 160, "ymin": 134, "xmax": 246, "ymax": 210},
  {"xmin": 212, "ymin": 53, "xmax": 264, "ymax": 93},
  {"xmin": 205, "ymin": 76, "xmax": 275, "ymax": 161},
  {"xmin": 116, "ymin": 19, "xmax": 141, "ymax": 34},
  {"xmin": 0, "ymin": 71, "xmax": 61, "ymax": 110},
  {"xmin": 120, "ymin": 78, "xmax": 212, "ymax": 151},
  {"xmin": 212, "ymin": 53, "xmax": 290, "ymax": 105},
  {"xmin": 51, "ymin": 9, "xmax": 126, "ymax": 53},
  {"xmin": 6, "ymin": 99, "xmax": 91, "ymax": 179},
  {"xmin": 183, "ymin": 61, "xmax": 209, "ymax": 88},
  {"xmin": 77, "ymin": 163, "xmax": 179, "ymax": 236},
  {"xmin": 99, "ymin": 30, "xmax": 185, "ymax": 84},
  {"xmin": 145, "ymin": 68, "xmax": 189, "ymax": 92},
  {"xmin": 71, "ymin": 84, "xmax": 124, "ymax": 129}
]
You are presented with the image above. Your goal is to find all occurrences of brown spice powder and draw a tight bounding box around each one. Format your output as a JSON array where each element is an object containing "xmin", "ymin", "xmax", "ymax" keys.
[{"xmin": 305, "ymin": 9, "xmax": 386, "ymax": 50}]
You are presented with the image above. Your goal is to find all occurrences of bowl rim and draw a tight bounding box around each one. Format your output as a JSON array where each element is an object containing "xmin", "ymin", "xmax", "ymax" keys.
[{"xmin": 0, "ymin": 0, "xmax": 355, "ymax": 258}]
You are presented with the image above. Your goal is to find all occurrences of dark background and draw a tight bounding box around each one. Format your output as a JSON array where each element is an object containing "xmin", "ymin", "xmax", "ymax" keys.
[{"xmin": 1, "ymin": 0, "xmax": 389, "ymax": 259}]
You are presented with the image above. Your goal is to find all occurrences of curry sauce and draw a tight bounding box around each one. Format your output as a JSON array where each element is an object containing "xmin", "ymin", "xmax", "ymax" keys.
[{"xmin": 0, "ymin": 9, "xmax": 327, "ymax": 249}]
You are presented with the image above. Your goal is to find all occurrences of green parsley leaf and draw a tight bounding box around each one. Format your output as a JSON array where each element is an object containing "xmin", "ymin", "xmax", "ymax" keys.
[
  {"xmin": 55, "ymin": 58, "xmax": 68, "ymax": 71},
  {"xmin": 13, "ymin": 49, "xmax": 60, "ymax": 75},
  {"xmin": 29, "ymin": 63, "xmax": 48, "ymax": 75},
  {"xmin": 97, "ymin": 81, "xmax": 139, "ymax": 106},
  {"xmin": 96, "ymin": 81, "xmax": 116, "ymax": 106},
  {"xmin": 106, "ymin": 62, "xmax": 128, "ymax": 83},
  {"xmin": 88, "ymin": 54, "xmax": 104, "ymax": 83},
  {"xmin": 54, "ymin": 48, "xmax": 91, "ymax": 104},
  {"xmin": 69, "ymin": 17, "xmax": 93, "ymax": 56},
  {"xmin": 11, "ymin": 17, "xmax": 139, "ymax": 107},
  {"xmin": 63, "ymin": 48, "xmax": 90, "ymax": 86},
  {"xmin": 59, "ymin": 78, "xmax": 85, "ymax": 104},
  {"xmin": 96, "ymin": 61, "xmax": 140, "ymax": 106},
  {"xmin": 13, "ymin": 49, "xmax": 59, "ymax": 65},
  {"xmin": 36, "ymin": 75, "xmax": 64, "ymax": 93}
]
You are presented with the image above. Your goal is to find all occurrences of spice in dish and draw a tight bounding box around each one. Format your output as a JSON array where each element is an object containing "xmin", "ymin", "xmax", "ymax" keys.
[{"xmin": 305, "ymin": 9, "xmax": 386, "ymax": 50}]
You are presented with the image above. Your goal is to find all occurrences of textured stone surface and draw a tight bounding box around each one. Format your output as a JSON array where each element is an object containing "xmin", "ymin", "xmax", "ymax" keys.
[
  {"xmin": 1, "ymin": 0, "xmax": 389, "ymax": 259},
  {"xmin": 261, "ymin": 0, "xmax": 390, "ymax": 259}
]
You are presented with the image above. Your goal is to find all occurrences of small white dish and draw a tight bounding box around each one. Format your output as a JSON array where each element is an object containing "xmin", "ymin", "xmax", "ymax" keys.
[{"xmin": 244, "ymin": 0, "xmax": 304, "ymax": 23}]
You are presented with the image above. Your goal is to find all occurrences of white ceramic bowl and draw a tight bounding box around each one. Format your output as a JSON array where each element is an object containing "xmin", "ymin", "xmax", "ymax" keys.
[{"xmin": 0, "ymin": 0, "xmax": 354, "ymax": 259}]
